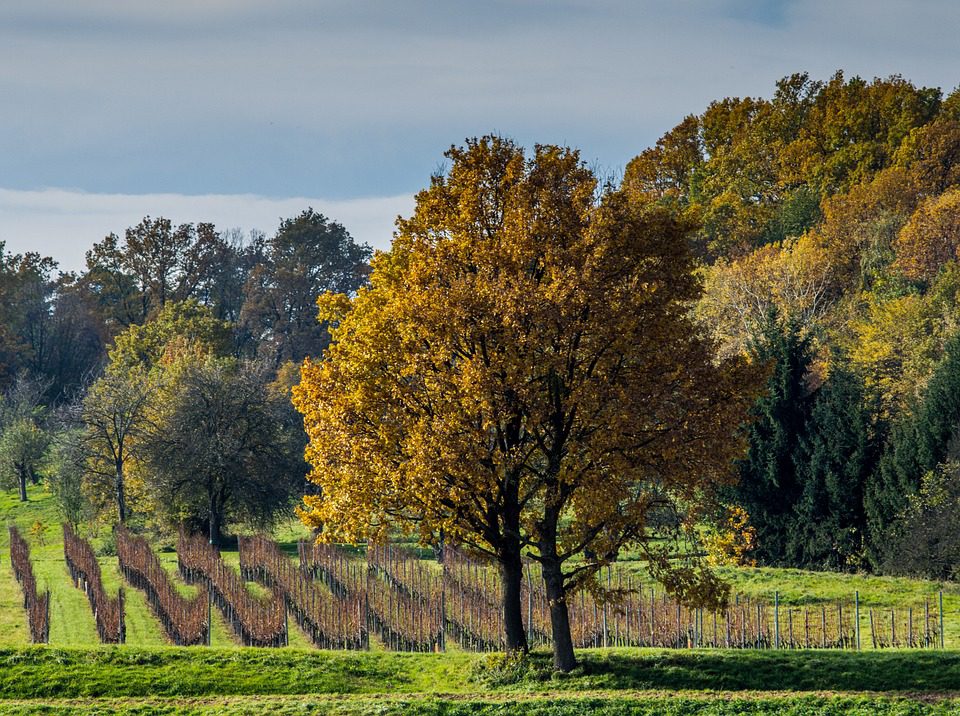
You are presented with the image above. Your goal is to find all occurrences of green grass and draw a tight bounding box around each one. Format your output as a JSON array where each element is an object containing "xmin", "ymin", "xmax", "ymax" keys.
[
  {"xmin": 5, "ymin": 487, "xmax": 959, "ymax": 649},
  {"xmin": 2, "ymin": 648, "xmax": 960, "ymax": 714},
  {"xmin": 713, "ymin": 565, "xmax": 960, "ymax": 608},
  {"xmin": 7, "ymin": 488, "xmax": 960, "ymax": 713},
  {"xmin": 2, "ymin": 647, "xmax": 960, "ymax": 698},
  {"xmin": 0, "ymin": 693, "xmax": 958, "ymax": 715},
  {"xmin": 709, "ymin": 566, "xmax": 960, "ymax": 648},
  {"xmin": 0, "ymin": 489, "xmax": 317, "ymax": 649}
]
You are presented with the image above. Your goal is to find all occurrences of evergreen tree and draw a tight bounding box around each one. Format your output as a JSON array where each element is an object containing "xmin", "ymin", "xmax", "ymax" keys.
[
  {"xmin": 733, "ymin": 314, "xmax": 813, "ymax": 564},
  {"xmin": 788, "ymin": 361, "xmax": 873, "ymax": 569}
]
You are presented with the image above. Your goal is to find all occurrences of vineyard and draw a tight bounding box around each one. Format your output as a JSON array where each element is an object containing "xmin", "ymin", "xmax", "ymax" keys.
[
  {"xmin": 302, "ymin": 541, "xmax": 946, "ymax": 651},
  {"xmin": 3, "ymin": 525, "xmax": 950, "ymax": 652},
  {"xmin": 178, "ymin": 529, "xmax": 288, "ymax": 647}
]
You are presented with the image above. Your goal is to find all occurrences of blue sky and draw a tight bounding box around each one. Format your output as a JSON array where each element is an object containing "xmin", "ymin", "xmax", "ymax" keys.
[{"xmin": 1, "ymin": 0, "xmax": 958, "ymax": 271}]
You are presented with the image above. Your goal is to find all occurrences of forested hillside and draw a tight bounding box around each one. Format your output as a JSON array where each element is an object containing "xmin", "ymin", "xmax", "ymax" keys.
[{"xmin": 627, "ymin": 71, "xmax": 960, "ymax": 578}]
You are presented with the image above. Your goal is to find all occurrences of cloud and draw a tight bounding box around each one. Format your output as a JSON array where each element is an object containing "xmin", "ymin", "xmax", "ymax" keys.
[
  {"xmin": 1, "ymin": 2, "xmax": 958, "ymax": 198},
  {"xmin": 0, "ymin": 187, "xmax": 414, "ymax": 273}
]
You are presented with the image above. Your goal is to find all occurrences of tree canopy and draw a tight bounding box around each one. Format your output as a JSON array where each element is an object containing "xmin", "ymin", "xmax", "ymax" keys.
[{"xmin": 294, "ymin": 136, "xmax": 758, "ymax": 670}]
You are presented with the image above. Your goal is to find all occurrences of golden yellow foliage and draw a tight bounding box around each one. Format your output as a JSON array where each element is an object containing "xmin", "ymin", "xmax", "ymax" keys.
[
  {"xmin": 848, "ymin": 263, "xmax": 960, "ymax": 419},
  {"xmin": 697, "ymin": 233, "xmax": 837, "ymax": 357},
  {"xmin": 895, "ymin": 188, "xmax": 960, "ymax": 283},
  {"xmin": 702, "ymin": 506, "xmax": 756, "ymax": 567}
]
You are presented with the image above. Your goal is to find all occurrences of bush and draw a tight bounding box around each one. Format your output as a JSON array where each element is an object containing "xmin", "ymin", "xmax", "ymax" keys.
[
  {"xmin": 468, "ymin": 652, "xmax": 551, "ymax": 687},
  {"xmin": 96, "ymin": 530, "xmax": 117, "ymax": 557},
  {"xmin": 882, "ymin": 459, "xmax": 960, "ymax": 579}
]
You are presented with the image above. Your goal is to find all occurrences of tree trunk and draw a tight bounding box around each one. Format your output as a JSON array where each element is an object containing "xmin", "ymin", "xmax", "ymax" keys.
[
  {"xmin": 17, "ymin": 466, "xmax": 27, "ymax": 502},
  {"xmin": 542, "ymin": 558, "xmax": 577, "ymax": 671},
  {"xmin": 115, "ymin": 461, "xmax": 127, "ymax": 523},
  {"xmin": 500, "ymin": 546, "xmax": 529, "ymax": 653},
  {"xmin": 208, "ymin": 494, "xmax": 223, "ymax": 546}
]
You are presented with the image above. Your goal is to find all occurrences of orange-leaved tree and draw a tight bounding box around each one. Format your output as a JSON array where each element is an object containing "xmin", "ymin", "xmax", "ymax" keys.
[{"xmin": 293, "ymin": 136, "xmax": 758, "ymax": 670}]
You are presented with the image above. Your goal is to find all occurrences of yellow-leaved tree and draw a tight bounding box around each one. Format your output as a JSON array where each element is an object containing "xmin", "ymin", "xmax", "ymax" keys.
[{"xmin": 293, "ymin": 136, "xmax": 759, "ymax": 670}]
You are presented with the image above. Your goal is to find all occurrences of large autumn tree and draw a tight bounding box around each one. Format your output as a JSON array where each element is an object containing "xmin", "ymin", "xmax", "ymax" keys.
[{"xmin": 294, "ymin": 136, "xmax": 758, "ymax": 670}]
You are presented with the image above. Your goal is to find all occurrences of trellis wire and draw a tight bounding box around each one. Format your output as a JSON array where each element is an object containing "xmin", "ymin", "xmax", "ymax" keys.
[
  {"xmin": 239, "ymin": 535, "xmax": 366, "ymax": 649},
  {"xmin": 297, "ymin": 540, "xmax": 944, "ymax": 652},
  {"xmin": 178, "ymin": 529, "xmax": 287, "ymax": 647}
]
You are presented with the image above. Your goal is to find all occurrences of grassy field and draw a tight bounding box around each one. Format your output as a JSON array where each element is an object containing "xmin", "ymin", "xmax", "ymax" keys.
[
  {"xmin": 1, "ymin": 648, "xmax": 960, "ymax": 713},
  {"xmin": 5, "ymin": 487, "xmax": 960, "ymax": 713}
]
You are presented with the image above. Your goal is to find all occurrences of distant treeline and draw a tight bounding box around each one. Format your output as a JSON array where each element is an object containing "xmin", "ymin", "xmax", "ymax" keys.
[
  {"xmin": 0, "ymin": 208, "xmax": 369, "ymax": 541},
  {"xmin": 0, "ymin": 208, "xmax": 370, "ymax": 401}
]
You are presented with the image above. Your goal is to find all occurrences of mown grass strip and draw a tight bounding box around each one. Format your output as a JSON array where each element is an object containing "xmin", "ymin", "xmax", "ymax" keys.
[
  {"xmin": 569, "ymin": 649, "xmax": 960, "ymax": 693},
  {"xmin": 1, "ymin": 692, "xmax": 960, "ymax": 715},
  {"xmin": 3, "ymin": 647, "xmax": 960, "ymax": 700}
]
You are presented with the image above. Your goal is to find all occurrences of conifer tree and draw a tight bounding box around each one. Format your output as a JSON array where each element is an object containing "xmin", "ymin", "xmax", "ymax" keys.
[
  {"xmin": 789, "ymin": 361, "xmax": 873, "ymax": 569},
  {"xmin": 732, "ymin": 314, "xmax": 812, "ymax": 564}
]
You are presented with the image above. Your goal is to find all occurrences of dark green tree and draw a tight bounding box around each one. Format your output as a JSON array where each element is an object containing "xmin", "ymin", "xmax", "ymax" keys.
[
  {"xmin": 82, "ymin": 218, "xmax": 230, "ymax": 330},
  {"xmin": 881, "ymin": 459, "xmax": 960, "ymax": 579},
  {"xmin": 732, "ymin": 314, "xmax": 813, "ymax": 564},
  {"xmin": 143, "ymin": 357, "xmax": 306, "ymax": 545},
  {"xmin": 788, "ymin": 361, "xmax": 874, "ymax": 569}
]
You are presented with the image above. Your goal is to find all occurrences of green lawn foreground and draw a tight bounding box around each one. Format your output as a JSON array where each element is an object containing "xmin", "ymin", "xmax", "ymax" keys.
[{"xmin": 1, "ymin": 648, "xmax": 960, "ymax": 714}]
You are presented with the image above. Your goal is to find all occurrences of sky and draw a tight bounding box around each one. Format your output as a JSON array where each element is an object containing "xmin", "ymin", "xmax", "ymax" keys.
[{"xmin": 1, "ymin": 0, "xmax": 959, "ymax": 273}]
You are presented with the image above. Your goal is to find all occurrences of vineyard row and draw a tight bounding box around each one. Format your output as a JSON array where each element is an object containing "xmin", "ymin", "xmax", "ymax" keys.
[
  {"xmin": 63, "ymin": 524, "xmax": 125, "ymax": 644},
  {"xmin": 7, "ymin": 526, "xmax": 49, "ymax": 644}
]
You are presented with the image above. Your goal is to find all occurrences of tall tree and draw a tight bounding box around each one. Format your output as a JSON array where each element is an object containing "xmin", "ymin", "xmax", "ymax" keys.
[
  {"xmin": 82, "ymin": 218, "xmax": 228, "ymax": 329},
  {"xmin": 240, "ymin": 209, "xmax": 371, "ymax": 366},
  {"xmin": 294, "ymin": 136, "xmax": 756, "ymax": 670},
  {"xmin": 788, "ymin": 361, "xmax": 874, "ymax": 569},
  {"xmin": 0, "ymin": 248, "xmax": 65, "ymax": 393},
  {"xmin": 79, "ymin": 300, "xmax": 231, "ymax": 524},
  {"xmin": 80, "ymin": 364, "xmax": 156, "ymax": 523}
]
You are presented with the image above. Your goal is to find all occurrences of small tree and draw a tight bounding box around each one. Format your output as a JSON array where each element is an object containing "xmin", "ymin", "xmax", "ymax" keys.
[
  {"xmin": 0, "ymin": 375, "xmax": 50, "ymax": 501},
  {"xmin": 0, "ymin": 418, "xmax": 49, "ymax": 501},
  {"xmin": 79, "ymin": 299, "xmax": 232, "ymax": 524},
  {"xmin": 143, "ymin": 356, "xmax": 305, "ymax": 545},
  {"xmin": 44, "ymin": 428, "xmax": 91, "ymax": 528}
]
